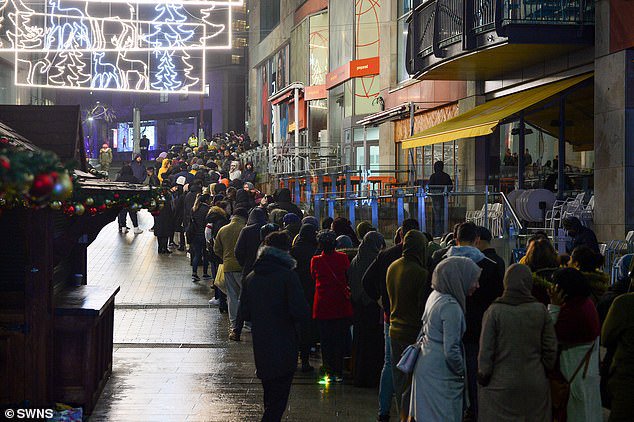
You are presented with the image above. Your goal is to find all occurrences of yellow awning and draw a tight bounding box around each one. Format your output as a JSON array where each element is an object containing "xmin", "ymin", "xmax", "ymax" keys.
[{"xmin": 402, "ymin": 73, "xmax": 593, "ymax": 149}]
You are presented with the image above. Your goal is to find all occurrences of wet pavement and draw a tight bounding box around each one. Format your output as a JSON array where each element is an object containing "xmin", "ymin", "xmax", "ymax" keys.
[{"xmin": 88, "ymin": 210, "xmax": 379, "ymax": 421}]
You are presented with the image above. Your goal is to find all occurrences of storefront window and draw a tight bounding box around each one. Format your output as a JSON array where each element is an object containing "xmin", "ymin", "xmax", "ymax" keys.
[{"xmin": 397, "ymin": 0, "xmax": 413, "ymax": 83}]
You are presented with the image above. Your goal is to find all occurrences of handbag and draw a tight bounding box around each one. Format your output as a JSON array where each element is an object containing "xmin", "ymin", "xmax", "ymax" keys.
[
  {"xmin": 396, "ymin": 332, "xmax": 424, "ymax": 374},
  {"xmin": 214, "ymin": 264, "xmax": 227, "ymax": 295},
  {"xmin": 550, "ymin": 342, "xmax": 595, "ymax": 422}
]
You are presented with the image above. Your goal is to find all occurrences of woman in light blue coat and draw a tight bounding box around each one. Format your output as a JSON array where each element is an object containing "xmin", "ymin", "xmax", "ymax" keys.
[{"xmin": 408, "ymin": 256, "xmax": 482, "ymax": 422}]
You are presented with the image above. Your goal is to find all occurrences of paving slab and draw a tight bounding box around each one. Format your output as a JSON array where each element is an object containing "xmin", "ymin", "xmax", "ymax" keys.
[{"xmin": 89, "ymin": 213, "xmax": 379, "ymax": 421}]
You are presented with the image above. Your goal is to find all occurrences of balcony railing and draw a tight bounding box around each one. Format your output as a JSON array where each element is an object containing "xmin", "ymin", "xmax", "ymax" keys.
[
  {"xmin": 436, "ymin": 0, "xmax": 463, "ymax": 49},
  {"xmin": 473, "ymin": 0, "xmax": 495, "ymax": 34},
  {"xmin": 409, "ymin": 0, "xmax": 594, "ymax": 72},
  {"xmin": 499, "ymin": 0, "xmax": 594, "ymax": 26}
]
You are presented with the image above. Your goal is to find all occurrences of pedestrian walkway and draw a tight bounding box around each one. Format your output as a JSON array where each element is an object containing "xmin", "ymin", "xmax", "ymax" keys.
[{"xmin": 88, "ymin": 210, "xmax": 377, "ymax": 421}]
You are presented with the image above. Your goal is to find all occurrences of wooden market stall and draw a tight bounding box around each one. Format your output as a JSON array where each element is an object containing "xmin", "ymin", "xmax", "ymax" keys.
[{"xmin": 0, "ymin": 107, "xmax": 156, "ymax": 415}]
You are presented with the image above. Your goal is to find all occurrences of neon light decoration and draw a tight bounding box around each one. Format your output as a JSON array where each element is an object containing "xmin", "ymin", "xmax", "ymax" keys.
[{"xmin": 0, "ymin": 0, "xmax": 242, "ymax": 93}]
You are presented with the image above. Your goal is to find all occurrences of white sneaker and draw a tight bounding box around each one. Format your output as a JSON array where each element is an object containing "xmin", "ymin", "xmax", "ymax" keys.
[
  {"xmin": 208, "ymin": 298, "xmax": 220, "ymax": 306},
  {"xmin": 133, "ymin": 227, "xmax": 143, "ymax": 234},
  {"xmin": 242, "ymin": 324, "xmax": 252, "ymax": 333}
]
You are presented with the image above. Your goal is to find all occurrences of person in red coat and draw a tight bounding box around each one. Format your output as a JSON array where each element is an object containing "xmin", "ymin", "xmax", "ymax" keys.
[{"xmin": 311, "ymin": 230, "xmax": 353, "ymax": 382}]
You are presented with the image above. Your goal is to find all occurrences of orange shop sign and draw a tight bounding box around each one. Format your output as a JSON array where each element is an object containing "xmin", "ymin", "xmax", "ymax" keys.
[{"xmin": 325, "ymin": 57, "xmax": 380, "ymax": 90}]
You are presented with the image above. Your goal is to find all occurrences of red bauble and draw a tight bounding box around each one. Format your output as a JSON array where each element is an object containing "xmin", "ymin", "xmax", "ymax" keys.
[
  {"xmin": 0, "ymin": 157, "xmax": 9, "ymax": 170},
  {"xmin": 113, "ymin": 193, "xmax": 120, "ymax": 199},
  {"xmin": 88, "ymin": 207, "xmax": 97, "ymax": 215},
  {"xmin": 65, "ymin": 206, "xmax": 75, "ymax": 215},
  {"xmin": 0, "ymin": 137, "xmax": 8, "ymax": 145},
  {"xmin": 30, "ymin": 173, "xmax": 55, "ymax": 199},
  {"xmin": 97, "ymin": 204, "xmax": 107, "ymax": 212}
]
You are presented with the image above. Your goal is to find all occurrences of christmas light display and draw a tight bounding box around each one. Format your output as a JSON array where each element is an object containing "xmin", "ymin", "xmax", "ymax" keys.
[{"xmin": 0, "ymin": 0, "xmax": 242, "ymax": 93}]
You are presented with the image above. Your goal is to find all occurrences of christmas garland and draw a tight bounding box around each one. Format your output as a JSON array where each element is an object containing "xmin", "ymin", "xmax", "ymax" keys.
[{"xmin": 0, "ymin": 136, "xmax": 164, "ymax": 216}]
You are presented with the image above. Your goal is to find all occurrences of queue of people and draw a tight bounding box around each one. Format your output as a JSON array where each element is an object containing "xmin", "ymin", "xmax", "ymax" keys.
[{"xmin": 111, "ymin": 136, "xmax": 630, "ymax": 422}]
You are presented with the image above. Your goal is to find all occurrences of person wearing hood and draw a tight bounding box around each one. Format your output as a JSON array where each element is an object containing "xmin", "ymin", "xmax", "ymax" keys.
[
  {"xmin": 158, "ymin": 158, "xmax": 171, "ymax": 183},
  {"xmin": 130, "ymin": 154, "xmax": 147, "ymax": 183},
  {"xmin": 183, "ymin": 181, "xmax": 202, "ymax": 245},
  {"xmin": 349, "ymin": 231, "xmax": 385, "ymax": 388},
  {"xmin": 290, "ymin": 224, "xmax": 319, "ymax": 372},
  {"xmin": 282, "ymin": 212, "xmax": 302, "ymax": 241},
  {"xmin": 242, "ymin": 161, "xmax": 256, "ymax": 184},
  {"xmin": 335, "ymin": 235, "xmax": 358, "ymax": 261},
  {"xmin": 362, "ymin": 218, "xmax": 419, "ymax": 422},
  {"xmin": 562, "ymin": 216, "xmax": 600, "ymax": 254},
  {"xmin": 332, "ymin": 217, "xmax": 360, "ymax": 247},
  {"xmin": 311, "ymin": 230, "xmax": 353, "ymax": 382},
  {"xmin": 153, "ymin": 180, "xmax": 175, "ymax": 253},
  {"xmin": 170, "ymin": 179, "xmax": 186, "ymax": 250},
  {"xmin": 386, "ymin": 230, "xmax": 431, "ymax": 418},
  {"xmin": 239, "ymin": 232, "xmax": 310, "ymax": 422},
  {"xmin": 269, "ymin": 188, "xmax": 303, "ymax": 218},
  {"xmin": 477, "ymin": 264, "xmax": 557, "ymax": 422},
  {"xmin": 408, "ymin": 257, "xmax": 482, "ymax": 422},
  {"xmin": 229, "ymin": 161, "xmax": 242, "ymax": 181},
  {"xmin": 443, "ymin": 222, "xmax": 504, "ymax": 420},
  {"xmin": 99, "ymin": 143, "xmax": 113, "ymax": 174},
  {"xmin": 269, "ymin": 208, "xmax": 288, "ymax": 227},
  {"xmin": 214, "ymin": 207, "xmax": 248, "ymax": 337},
  {"xmin": 235, "ymin": 188, "xmax": 255, "ymax": 211},
  {"xmin": 356, "ymin": 221, "xmax": 376, "ymax": 241},
  {"xmin": 301, "ymin": 216, "xmax": 320, "ymax": 231},
  {"xmin": 116, "ymin": 165, "xmax": 143, "ymax": 234}
]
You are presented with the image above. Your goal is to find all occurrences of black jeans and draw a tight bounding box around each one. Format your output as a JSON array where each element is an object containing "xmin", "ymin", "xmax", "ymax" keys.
[
  {"xmin": 261, "ymin": 372, "xmax": 294, "ymax": 422},
  {"xmin": 318, "ymin": 319, "xmax": 350, "ymax": 377},
  {"xmin": 157, "ymin": 236, "xmax": 169, "ymax": 252},
  {"xmin": 191, "ymin": 235, "xmax": 209, "ymax": 275},
  {"xmin": 118, "ymin": 209, "xmax": 139, "ymax": 228},
  {"xmin": 432, "ymin": 198, "xmax": 445, "ymax": 237}
]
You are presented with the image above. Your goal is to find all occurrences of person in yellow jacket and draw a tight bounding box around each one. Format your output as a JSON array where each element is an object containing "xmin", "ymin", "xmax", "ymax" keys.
[{"xmin": 158, "ymin": 158, "xmax": 170, "ymax": 183}]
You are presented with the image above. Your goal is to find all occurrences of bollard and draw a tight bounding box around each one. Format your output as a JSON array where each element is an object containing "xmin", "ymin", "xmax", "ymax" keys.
[
  {"xmin": 293, "ymin": 178, "xmax": 301, "ymax": 205},
  {"xmin": 371, "ymin": 192, "xmax": 379, "ymax": 229},
  {"xmin": 417, "ymin": 187, "xmax": 427, "ymax": 233},
  {"xmin": 395, "ymin": 189, "xmax": 405, "ymax": 227},
  {"xmin": 348, "ymin": 194, "xmax": 356, "ymax": 227},
  {"xmin": 327, "ymin": 196, "xmax": 335, "ymax": 220},
  {"xmin": 314, "ymin": 193, "xmax": 322, "ymax": 222},
  {"xmin": 306, "ymin": 176, "xmax": 312, "ymax": 207}
]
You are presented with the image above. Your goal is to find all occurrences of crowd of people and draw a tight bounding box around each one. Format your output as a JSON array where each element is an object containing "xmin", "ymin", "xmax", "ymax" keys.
[{"xmin": 109, "ymin": 137, "xmax": 632, "ymax": 422}]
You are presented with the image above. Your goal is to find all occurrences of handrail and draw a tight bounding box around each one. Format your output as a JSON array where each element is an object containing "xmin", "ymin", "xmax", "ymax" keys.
[{"xmin": 498, "ymin": 191, "xmax": 523, "ymax": 231}]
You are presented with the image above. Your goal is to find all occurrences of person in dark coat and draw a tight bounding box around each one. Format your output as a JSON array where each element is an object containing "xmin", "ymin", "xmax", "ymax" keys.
[
  {"xmin": 331, "ymin": 217, "xmax": 360, "ymax": 247},
  {"xmin": 240, "ymin": 232, "xmax": 310, "ymax": 422},
  {"xmin": 562, "ymin": 216, "xmax": 600, "ymax": 254},
  {"xmin": 116, "ymin": 164, "xmax": 143, "ymax": 234},
  {"xmin": 153, "ymin": 181, "xmax": 175, "ymax": 254},
  {"xmin": 242, "ymin": 161, "xmax": 257, "ymax": 184},
  {"xmin": 190, "ymin": 193, "xmax": 211, "ymax": 280},
  {"xmin": 349, "ymin": 231, "xmax": 386, "ymax": 388},
  {"xmin": 269, "ymin": 188, "xmax": 303, "ymax": 218},
  {"xmin": 427, "ymin": 160, "xmax": 453, "ymax": 236},
  {"xmin": 182, "ymin": 181, "xmax": 202, "ymax": 245},
  {"xmin": 130, "ymin": 154, "xmax": 147, "ymax": 183},
  {"xmin": 282, "ymin": 212, "xmax": 301, "ymax": 242},
  {"xmin": 362, "ymin": 218, "xmax": 419, "ymax": 421},
  {"xmin": 290, "ymin": 224, "xmax": 319, "ymax": 372},
  {"xmin": 235, "ymin": 207, "xmax": 269, "ymax": 278},
  {"xmin": 235, "ymin": 188, "xmax": 255, "ymax": 210}
]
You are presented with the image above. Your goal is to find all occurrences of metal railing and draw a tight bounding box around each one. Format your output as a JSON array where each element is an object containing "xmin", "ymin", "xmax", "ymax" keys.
[
  {"xmin": 473, "ymin": 0, "xmax": 496, "ymax": 34},
  {"xmin": 499, "ymin": 0, "xmax": 594, "ymax": 25},
  {"xmin": 416, "ymin": 0, "xmax": 437, "ymax": 57},
  {"xmin": 436, "ymin": 0, "xmax": 463, "ymax": 48}
]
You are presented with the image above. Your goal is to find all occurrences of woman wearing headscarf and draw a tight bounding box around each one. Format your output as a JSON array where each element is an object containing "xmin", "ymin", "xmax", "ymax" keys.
[
  {"xmin": 349, "ymin": 231, "xmax": 386, "ymax": 387},
  {"xmin": 311, "ymin": 230, "xmax": 353, "ymax": 382},
  {"xmin": 408, "ymin": 256, "xmax": 482, "ymax": 422},
  {"xmin": 548, "ymin": 268, "xmax": 602, "ymax": 422},
  {"xmin": 336, "ymin": 235, "xmax": 358, "ymax": 261},
  {"xmin": 290, "ymin": 224, "xmax": 319, "ymax": 372},
  {"xmin": 477, "ymin": 264, "xmax": 557, "ymax": 421}
]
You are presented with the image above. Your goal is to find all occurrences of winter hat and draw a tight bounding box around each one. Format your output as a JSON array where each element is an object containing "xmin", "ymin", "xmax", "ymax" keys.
[{"xmin": 282, "ymin": 213, "xmax": 301, "ymax": 226}]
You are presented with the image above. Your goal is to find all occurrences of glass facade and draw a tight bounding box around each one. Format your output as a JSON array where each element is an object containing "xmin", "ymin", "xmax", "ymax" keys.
[{"xmin": 397, "ymin": 0, "xmax": 413, "ymax": 83}]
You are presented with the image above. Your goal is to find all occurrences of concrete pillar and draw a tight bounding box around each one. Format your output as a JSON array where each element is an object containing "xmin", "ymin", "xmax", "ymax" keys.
[
  {"xmin": 593, "ymin": 0, "xmax": 634, "ymax": 241},
  {"xmin": 133, "ymin": 107, "xmax": 141, "ymax": 155}
]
